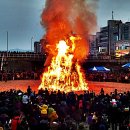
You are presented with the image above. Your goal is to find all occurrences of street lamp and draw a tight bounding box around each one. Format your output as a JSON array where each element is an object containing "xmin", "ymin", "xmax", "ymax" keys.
[{"xmin": 31, "ymin": 37, "xmax": 33, "ymax": 52}]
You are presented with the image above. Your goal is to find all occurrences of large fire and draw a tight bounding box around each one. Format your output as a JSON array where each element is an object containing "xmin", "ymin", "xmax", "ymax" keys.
[
  {"xmin": 39, "ymin": 0, "xmax": 98, "ymax": 92},
  {"xmin": 38, "ymin": 35, "xmax": 88, "ymax": 92}
]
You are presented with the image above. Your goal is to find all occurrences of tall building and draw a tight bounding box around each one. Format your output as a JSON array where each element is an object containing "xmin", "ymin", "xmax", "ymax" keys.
[
  {"xmin": 114, "ymin": 22, "xmax": 130, "ymax": 57},
  {"xmin": 88, "ymin": 35, "xmax": 97, "ymax": 55},
  {"xmin": 93, "ymin": 20, "xmax": 122, "ymax": 56},
  {"xmin": 91, "ymin": 20, "xmax": 130, "ymax": 57},
  {"xmin": 34, "ymin": 42, "xmax": 41, "ymax": 53},
  {"xmin": 121, "ymin": 22, "xmax": 130, "ymax": 40},
  {"xmin": 98, "ymin": 26, "xmax": 108, "ymax": 54},
  {"xmin": 108, "ymin": 20, "xmax": 122, "ymax": 55}
]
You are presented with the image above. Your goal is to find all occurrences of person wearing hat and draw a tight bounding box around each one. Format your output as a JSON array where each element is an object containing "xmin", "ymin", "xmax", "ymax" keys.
[
  {"xmin": 38, "ymin": 104, "xmax": 48, "ymax": 116},
  {"xmin": 48, "ymin": 107, "xmax": 58, "ymax": 122}
]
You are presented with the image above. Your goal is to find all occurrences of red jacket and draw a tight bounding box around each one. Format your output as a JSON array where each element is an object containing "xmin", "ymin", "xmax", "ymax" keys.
[{"xmin": 11, "ymin": 116, "xmax": 21, "ymax": 130}]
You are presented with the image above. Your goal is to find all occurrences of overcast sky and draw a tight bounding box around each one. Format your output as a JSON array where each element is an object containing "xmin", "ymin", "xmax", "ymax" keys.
[{"xmin": 0, "ymin": 0, "xmax": 130, "ymax": 50}]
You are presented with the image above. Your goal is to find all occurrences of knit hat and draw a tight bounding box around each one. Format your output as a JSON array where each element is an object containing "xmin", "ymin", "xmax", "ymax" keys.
[
  {"xmin": 48, "ymin": 108, "xmax": 54, "ymax": 116},
  {"xmin": 48, "ymin": 107, "xmax": 58, "ymax": 121}
]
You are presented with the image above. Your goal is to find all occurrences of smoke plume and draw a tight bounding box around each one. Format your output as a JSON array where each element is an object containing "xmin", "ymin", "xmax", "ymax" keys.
[{"xmin": 41, "ymin": 0, "xmax": 98, "ymax": 63}]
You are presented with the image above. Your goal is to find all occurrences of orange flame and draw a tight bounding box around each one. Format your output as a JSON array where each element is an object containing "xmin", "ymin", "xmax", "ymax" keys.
[
  {"xmin": 39, "ymin": 35, "xmax": 88, "ymax": 92},
  {"xmin": 39, "ymin": 0, "xmax": 98, "ymax": 92}
]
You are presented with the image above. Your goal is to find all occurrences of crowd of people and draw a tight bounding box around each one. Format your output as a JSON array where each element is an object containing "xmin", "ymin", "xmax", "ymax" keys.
[
  {"xmin": 86, "ymin": 71, "xmax": 130, "ymax": 83},
  {"xmin": 0, "ymin": 71, "xmax": 40, "ymax": 81},
  {"xmin": 0, "ymin": 86, "xmax": 130, "ymax": 130},
  {"xmin": 0, "ymin": 70, "xmax": 130, "ymax": 84},
  {"xmin": 0, "ymin": 58, "xmax": 130, "ymax": 84}
]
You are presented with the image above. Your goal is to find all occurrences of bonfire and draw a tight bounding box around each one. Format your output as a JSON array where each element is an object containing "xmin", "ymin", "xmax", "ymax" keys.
[
  {"xmin": 38, "ymin": 0, "xmax": 97, "ymax": 92},
  {"xmin": 39, "ymin": 35, "xmax": 88, "ymax": 92}
]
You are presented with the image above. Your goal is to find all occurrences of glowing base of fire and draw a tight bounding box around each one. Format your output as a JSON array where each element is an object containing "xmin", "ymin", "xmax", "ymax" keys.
[
  {"xmin": 38, "ymin": 62, "xmax": 88, "ymax": 93},
  {"xmin": 39, "ymin": 84, "xmax": 88, "ymax": 93}
]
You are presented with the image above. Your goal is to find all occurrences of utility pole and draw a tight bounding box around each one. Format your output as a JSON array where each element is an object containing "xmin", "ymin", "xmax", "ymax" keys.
[
  {"xmin": 7, "ymin": 31, "xmax": 8, "ymax": 57},
  {"xmin": 31, "ymin": 37, "xmax": 34, "ymax": 52}
]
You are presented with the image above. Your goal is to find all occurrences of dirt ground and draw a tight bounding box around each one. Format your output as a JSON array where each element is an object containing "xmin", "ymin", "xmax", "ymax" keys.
[{"xmin": 0, "ymin": 80, "xmax": 129, "ymax": 94}]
